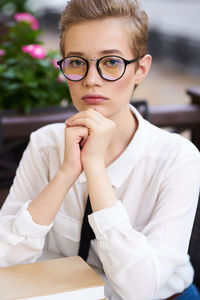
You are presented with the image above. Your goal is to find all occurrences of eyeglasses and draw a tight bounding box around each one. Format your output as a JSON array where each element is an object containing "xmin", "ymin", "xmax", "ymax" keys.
[{"xmin": 57, "ymin": 55, "xmax": 140, "ymax": 82}]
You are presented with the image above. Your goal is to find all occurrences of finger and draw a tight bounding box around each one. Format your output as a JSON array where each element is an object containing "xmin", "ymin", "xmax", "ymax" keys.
[
  {"xmin": 66, "ymin": 117, "xmax": 98, "ymax": 133},
  {"xmin": 65, "ymin": 125, "xmax": 88, "ymax": 143},
  {"xmin": 67, "ymin": 109, "xmax": 103, "ymax": 125},
  {"xmin": 80, "ymin": 135, "xmax": 87, "ymax": 149},
  {"xmin": 83, "ymin": 109, "xmax": 115, "ymax": 126},
  {"xmin": 65, "ymin": 125, "xmax": 88, "ymax": 135}
]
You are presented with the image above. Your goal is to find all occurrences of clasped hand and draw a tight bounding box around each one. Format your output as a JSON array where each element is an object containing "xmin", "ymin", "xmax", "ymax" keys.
[{"xmin": 62, "ymin": 109, "xmax": 116, "ymax": 177}]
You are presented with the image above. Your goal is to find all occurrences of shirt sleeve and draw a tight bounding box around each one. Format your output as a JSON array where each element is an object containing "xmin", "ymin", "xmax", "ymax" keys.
[
  {"xmin": 88, "ymin": 149, "xmax": 200, "ymax": 300},
  {"xmin": 0, "ymin": 130, "xmax": 53, "ymax": 267}
]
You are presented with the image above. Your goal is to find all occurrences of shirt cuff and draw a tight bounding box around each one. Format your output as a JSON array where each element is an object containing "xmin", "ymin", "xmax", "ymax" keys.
[
  {"xmin": 13, "ymin": 202, "xmax": 53, "ymax": 239},
  {"xmin": 88, "ymin": 201, "xmax": 129, "ymax": 240}
]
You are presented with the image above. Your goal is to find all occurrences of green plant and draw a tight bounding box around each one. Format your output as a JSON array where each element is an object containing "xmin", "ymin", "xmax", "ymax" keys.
[
  {"xmin": 0, "ymin": 13, "xmax": 71, "ymax": 113},
  {"xmin": 0, "ymin": 0, "xmax": 31, "ymax": 15}
]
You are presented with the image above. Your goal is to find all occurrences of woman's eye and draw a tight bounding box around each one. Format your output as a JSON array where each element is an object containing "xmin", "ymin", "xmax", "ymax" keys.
[
  {"xmin": 103, "ymin": 58, "xmax": 121, "ymax": 67},
  {"xmin": 106, "ymin": 59, "xmax": 118, "ymax": 66},
  {"xmin": 69, "ymin": 59, "xmax": 84, "ymax": 67}
]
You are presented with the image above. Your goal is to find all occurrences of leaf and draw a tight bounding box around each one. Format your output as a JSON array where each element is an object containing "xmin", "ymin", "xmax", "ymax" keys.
[
  {"xmin": 25, "ymin": 81, "xmax": 39, "ymax": 88},
  {"xmin": 38, "ymin": 60, "xmax": 51, "ymax": 68},
  {"xmin": 2, "ymin": 69, "xmax": 17, "ymax": 79},
  {"xmin": 9, "ymin": 83, "xmax": 22, "ymax": 91},
  {"xmin": 6, "ymin": 58, "xmax": 18, "ymax": 65},
  {"xmin": 0, "ymin": 65, "xmax": 6, "ymax": 74}
]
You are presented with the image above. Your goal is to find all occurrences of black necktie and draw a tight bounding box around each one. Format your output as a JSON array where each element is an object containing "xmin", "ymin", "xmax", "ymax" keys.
[{"xmin": 78, "ymin": 195, "xmax": 95, "ymax": 261}]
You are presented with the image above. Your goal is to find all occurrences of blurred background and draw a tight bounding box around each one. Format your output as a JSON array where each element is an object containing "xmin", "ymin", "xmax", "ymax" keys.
[{"xmin": 1, "ymin": 0, "xmax": 200, "ymax": 107}]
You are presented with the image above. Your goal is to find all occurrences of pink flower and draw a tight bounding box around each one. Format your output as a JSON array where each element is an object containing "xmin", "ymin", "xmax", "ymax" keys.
[
  {"xmin": 58, "ymin": 73, "xmax": 66, "ymax": 82},
  {"xmin": 52, "ymin": 59, "xmax": 60, "ymax": 69},
  {"xmin": 14, "ymin": 13, "xmax": 39, "ymax": 31},
  {"xmin": 22, "ymin": 44, "xmax": 46, "ymax": 59},
  {"xmin": 22, "ymin": 45, "xmax": 34, "ymax": 54},
  {"xmin": 0, "ymin": 49, "xmax": 5, "ymax": 56}
]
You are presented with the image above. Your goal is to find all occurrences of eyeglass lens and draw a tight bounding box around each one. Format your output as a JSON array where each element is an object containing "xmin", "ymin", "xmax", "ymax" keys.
[{"xmin": 61, "ymin": 56, "xmax": 125, "ymax": 81}]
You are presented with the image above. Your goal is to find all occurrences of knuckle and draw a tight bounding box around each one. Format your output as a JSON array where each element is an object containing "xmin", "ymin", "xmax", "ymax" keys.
[
  {"xmin": 109, "ymin": 119, "xmax": 115, "ymax": 126},
  {"xmin": 100, "ymin": 127, "xmax": 107, "ymax": 134},
  {"xmin": 106, "ymin": 120, "xmax": 115, "ymax": 131},
  {"xmin": 65, "ymin": 127, "xmax": 72, "ymax": 137},
  {"xmin": 86, "ymin": 108, "xmax": 93, "ymax": 116},
  {"xmin": 110, "ymin": 121, "xmax": 116, "ymax": 130}
]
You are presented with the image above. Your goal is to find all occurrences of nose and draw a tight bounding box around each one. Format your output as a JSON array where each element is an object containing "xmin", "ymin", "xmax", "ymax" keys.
[{"xmin": 83, "ymin": 60, "xmax": 103, "ymax": 86}]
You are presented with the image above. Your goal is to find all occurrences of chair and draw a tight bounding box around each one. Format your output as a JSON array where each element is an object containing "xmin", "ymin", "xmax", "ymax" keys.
[{"xmin": 189, "ymin": 195, "xmax": 200, "ymax": 291}]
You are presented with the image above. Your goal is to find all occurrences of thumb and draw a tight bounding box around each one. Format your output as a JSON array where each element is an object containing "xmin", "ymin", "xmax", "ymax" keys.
[{"xmin": 80, "ymin": 135, "xmax": 88, "ymax": 149}]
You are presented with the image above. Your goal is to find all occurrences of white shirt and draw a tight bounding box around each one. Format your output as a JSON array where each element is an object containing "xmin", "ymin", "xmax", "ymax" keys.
[{"xmin": 0, "ymin": 106, "xmax": 199, "ymax": 300}]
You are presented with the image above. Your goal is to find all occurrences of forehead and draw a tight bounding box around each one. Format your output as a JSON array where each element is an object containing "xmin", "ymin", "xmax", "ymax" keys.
[{"xmin": 64, "ymin": 17, "xmax": 133, "ymax": 57}]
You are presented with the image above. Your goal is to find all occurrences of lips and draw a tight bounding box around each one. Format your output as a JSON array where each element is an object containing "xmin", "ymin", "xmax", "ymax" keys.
[{"xmin": 81, "ymin": 94, "xmax": 108, "ymax": 104}]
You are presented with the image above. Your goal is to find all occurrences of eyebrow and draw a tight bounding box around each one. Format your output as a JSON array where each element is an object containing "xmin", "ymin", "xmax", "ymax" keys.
[
  {"xmin": 66, "ymin": 49, "xmax": 123, "ymax": 57},
  {"xmin": 101, "ymin": 49, "xmax": 123, "ymax": 55}
]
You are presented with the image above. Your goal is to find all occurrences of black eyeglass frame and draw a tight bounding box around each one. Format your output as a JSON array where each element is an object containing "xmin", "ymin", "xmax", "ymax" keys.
[{"xmin": 57, "ymin": 55, "xmax": 142, "ymax": 82}]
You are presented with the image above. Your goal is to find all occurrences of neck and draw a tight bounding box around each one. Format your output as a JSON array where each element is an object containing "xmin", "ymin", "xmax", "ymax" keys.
[{"xmin": 105, "ymin": 105, "xmax": 138, "ymax": 166}]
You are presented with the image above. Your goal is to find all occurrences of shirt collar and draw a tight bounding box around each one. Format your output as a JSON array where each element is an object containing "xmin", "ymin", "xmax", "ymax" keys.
[{"xmin": 78, "ymin": 105, "xmax": 149, "ymax": 188}]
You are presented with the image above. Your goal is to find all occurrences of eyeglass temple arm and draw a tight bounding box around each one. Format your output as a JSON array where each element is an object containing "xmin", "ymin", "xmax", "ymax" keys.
[{"xmin": 126, "ymin": 54, "xmax": 146, "ymax": 65}]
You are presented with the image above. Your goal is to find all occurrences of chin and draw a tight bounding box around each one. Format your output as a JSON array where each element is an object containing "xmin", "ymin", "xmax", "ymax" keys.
[
  {"xmin": 74, "ymin": 102, "xmax": 108, "ymax": 115},
  {"xmin": 89, "ymin": 105, "xmax": 110, "ymax": 117}
]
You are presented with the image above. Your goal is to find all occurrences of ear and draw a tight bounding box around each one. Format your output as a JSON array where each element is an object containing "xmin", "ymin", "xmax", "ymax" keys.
[{"xmin": 135, "ymin": 54, "xmax": 152, "ymax": 84}]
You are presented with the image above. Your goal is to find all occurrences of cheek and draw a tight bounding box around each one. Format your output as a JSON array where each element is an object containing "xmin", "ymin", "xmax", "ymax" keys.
[
  {"xmin": 67, "ymin": 81, "xmax": 79, "ymax": 101},
  {"xmin": 113, "ymin": 74, "xmax": 135, "ymax": 100}
]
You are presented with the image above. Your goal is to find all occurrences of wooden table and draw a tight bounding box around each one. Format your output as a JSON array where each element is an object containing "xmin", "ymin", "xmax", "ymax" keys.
[{"xmin": 0, "ymin": 256, "xmax": 105, "ymax": 300}]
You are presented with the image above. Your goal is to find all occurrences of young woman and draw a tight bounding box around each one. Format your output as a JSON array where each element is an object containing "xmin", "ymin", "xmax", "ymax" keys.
[{"xmin": 0, "ymin": 1, "xmax": 200, "ymax": 299}]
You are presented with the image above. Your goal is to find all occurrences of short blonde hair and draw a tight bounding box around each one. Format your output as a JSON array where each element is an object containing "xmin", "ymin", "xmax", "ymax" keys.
[{"xmin": 59, "ymin": 0, "xmax": 148, "ymax": 58}]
